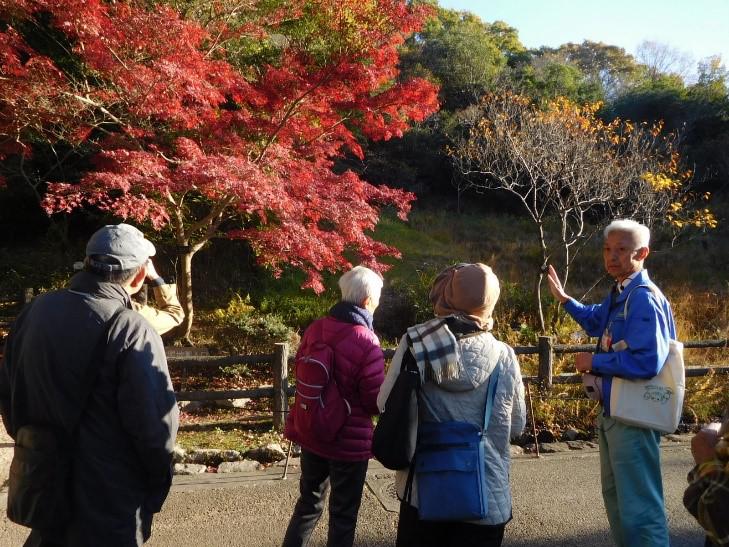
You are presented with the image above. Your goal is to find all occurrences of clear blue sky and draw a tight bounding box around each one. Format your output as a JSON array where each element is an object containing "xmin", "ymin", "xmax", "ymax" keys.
[{"xmin": 437, "ymin": 0, "xmax": 729, "ymax": 70}]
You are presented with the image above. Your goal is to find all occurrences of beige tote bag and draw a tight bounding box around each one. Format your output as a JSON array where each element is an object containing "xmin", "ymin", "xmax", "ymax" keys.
[{"xmin": 609, "ymin": 285, "xmax": 685, "ymax": 433}]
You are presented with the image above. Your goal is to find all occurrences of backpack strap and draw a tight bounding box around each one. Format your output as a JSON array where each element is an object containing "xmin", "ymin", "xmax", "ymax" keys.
[
  {"xmin": 482, "ymin": 362, "xmax": 500, "ymax": 433},
  {"xmin": 622, "ymin": 283, "xmax": 677, "ymax": 348},
  {"xmin": 402, "ymin": 334, "xmax": 418, "ymax": 506},
  {"xmin": 623, "ymin": 283, "xmax": 657, "ymax": 317},
  {"xmin": 399, "ymin": 334, "xmax": 414, "ymax": 372},
  {"xmin": 311, "ymin": 320, "xmax": 368, "ymax": 406}
]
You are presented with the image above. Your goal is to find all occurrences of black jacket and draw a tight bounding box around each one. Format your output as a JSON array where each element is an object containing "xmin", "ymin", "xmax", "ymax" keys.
[{"xmin": 0, "ymin": 272, "xmax": 179, "ymax": 546}]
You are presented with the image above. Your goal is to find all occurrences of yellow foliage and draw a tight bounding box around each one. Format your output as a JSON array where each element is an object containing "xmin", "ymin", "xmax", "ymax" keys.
[
  {"xmin": 641, "ymin": 172, "xmax": 680, "ymax": 191},
  {"xmin": 665, "ymin": 200, "xmax": 717, "ymax": 230},
  {"xmin": 650, "ymin": 120, "xmax": 665, "ymax": 137},
  {"xmin": 694, "ymin": 209, "xmax": 718, "ymax": 229}
]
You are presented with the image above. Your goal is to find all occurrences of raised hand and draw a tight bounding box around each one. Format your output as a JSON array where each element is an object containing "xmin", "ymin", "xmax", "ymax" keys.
[
  {"xmin": 145, "ymin": 259, "xmax": 160, "ymax": 282},
  {"xmin": 546, "ymin": 265, "xmax": 569, "ymax": 304}
]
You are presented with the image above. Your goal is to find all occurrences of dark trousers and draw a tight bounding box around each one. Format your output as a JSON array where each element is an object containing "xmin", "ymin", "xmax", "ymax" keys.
[
  {"xmin": 24, "ymin": 530, "xmax": 65, "ymax": 547},
  {"xmin": 282, "ymin": 449, "xmax": 369, "ymax": 547},
  {"xmin": 23, "ymin": 510, "xmax": 153, "ymax": 546},
  {"xmin": 396, "ymin": 500, "xmax": 506, "ymax": 547}
]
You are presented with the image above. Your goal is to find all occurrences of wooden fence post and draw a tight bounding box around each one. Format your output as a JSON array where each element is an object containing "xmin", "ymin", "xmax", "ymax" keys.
[
  {"xmin": 537, "ymin": 335, "xmax": 553, "ymax": 391},
  {"xmin": 272, "ymin": 342, "xmax": 289, "ymax": 431},
  {"xmin": 23, "ymin": 287, "xmax": 33, "ymax": 305}
]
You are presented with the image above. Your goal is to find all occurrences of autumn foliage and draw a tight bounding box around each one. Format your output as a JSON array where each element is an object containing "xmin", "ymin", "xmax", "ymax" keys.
[{"xmin": 0, "ymin": 0, "xmax": 439, "ymax": 335}]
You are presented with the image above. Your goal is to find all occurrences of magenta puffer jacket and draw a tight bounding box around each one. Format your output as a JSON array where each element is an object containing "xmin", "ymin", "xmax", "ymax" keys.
[{"xmin": 285, "ymin": 315, "xmax": 385, "ymax": 461}]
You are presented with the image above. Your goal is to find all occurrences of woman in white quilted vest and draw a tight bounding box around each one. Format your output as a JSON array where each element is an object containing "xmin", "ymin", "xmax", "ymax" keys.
[{"xmin": 377, "ymin": 262, "xmax": 526, "ymax": 547}]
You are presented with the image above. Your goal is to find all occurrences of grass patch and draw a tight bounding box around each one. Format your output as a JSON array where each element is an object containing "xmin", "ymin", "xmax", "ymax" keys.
[
  {"xmin": 375, "ymin": 208, "xmax": 538, "ymax": 283},
  {"xmin": 177, "ymin": 427, "xmax": 284, "ymax": 453}
]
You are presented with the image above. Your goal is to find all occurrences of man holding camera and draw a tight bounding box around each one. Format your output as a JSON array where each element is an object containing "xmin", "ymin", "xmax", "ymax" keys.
[
  {"xmin": 134, "ymin": 258, "xmax": 183, "ymax": 336},
  {"xmin": 74, "ymin": 256, "xmax": 183, "ymax": 336}
]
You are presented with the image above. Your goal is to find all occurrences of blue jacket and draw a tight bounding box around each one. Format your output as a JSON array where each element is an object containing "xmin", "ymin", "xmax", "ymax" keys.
[{"xmin": 563, "ymin": 269, "xmax": 676, "ymax": 415}]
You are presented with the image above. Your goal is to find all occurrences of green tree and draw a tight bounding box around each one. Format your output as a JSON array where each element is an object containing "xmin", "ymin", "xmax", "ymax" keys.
[
  {"xmin": 610, "ymin": 55, "xmax": 729, "ymax": 191},
  {"xmin": 609, "ymin": 75, "xmax": 688, "ymax": 132},
  {"xmin": 507, "ymin": 49, "xmax": 604, "ymax": 105},
  {"xmin": 554, "ymin": 40, "xmax": 644, "ymax": 100},
  {"xmin": 400, "ymin": 7, "xmax": 519, "ymax": 110},
  {"xmin": 348, "ymin": 5, "xmax": 526, "ymax": 201},
  {"xmin": 690, "ymin": 56, "xmax": 729, "ymax": 104}
]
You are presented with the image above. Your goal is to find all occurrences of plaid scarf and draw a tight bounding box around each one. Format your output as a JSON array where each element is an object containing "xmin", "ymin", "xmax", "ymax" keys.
[{"xmin": 406, "ymin": 317, "xmax": 461, "ymax": 383}]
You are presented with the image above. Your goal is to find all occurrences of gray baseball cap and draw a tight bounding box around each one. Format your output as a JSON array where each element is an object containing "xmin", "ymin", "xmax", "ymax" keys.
[{"xmin": 86, "ymin": 223, "xmax": 156, "ymax": 272}]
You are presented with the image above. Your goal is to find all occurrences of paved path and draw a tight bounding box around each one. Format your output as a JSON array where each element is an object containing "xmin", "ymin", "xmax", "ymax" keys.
[
  {"xmin": 0, "ymin": 438, "xmax": 707, "ymax": 546},
  {"xmin": 0, "ymin": 428, "xmax": 11, "ymax": 489}
]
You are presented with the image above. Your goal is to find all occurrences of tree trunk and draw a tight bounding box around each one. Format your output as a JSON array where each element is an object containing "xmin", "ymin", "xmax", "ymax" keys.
[
  {"xmin": 535, "ymin": 269, "xmax": 545, "ymax": 332},
  {"xmin": 550, "ymin": 238, "xmax": 572, "ymax": 332},
  {"xmin": 176, "ymin": 249, "xmax": 195, "ymax": 343},
  {"xmin": 535, "ymin": 222, "xmax": 548, "ymax": 332}
]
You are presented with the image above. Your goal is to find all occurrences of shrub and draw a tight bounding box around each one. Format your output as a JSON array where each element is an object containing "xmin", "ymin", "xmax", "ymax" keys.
[
  {"xmin": 257, "ymin": 292, "xmax": 335, "ymax": 331},
  {"xmin": 0, "ymin": 240, "xmax": 77, "ymax": 310},
  {"xmin": 405, "ymin": 269, "xmax": 438, "ymax": 325},
  {"xmin": 206, "ymin": 295, "xmax": 299, "ymax": 355}
]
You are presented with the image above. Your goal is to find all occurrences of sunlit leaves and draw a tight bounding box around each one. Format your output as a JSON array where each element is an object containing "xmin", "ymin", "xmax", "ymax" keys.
[{"xmin": 1, "ymin": 0, "xmax": 438, "ymax": 320}]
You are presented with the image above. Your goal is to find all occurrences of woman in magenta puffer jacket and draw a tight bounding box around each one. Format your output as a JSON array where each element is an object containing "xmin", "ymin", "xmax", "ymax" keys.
[{"xmin": 282, "ymin": 266, "xmax": 385, "ymax": 547}]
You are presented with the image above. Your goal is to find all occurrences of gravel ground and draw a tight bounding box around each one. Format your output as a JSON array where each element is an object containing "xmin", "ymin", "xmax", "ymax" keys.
[{"xmin": 0, "ymin": 437, "xmax": 707, "ymax": 546}]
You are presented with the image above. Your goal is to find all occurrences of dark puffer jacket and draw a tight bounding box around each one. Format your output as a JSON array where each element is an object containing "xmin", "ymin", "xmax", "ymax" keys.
[
  {"xmin": 0, "ymin": 271, "xmax": 179, "ymax": 546},
  {"xmin": 285, "ymin": 307, "xmax": 385, "ymax": 461}
]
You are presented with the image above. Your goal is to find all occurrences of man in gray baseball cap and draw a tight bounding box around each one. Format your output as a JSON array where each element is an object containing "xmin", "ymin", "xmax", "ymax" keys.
[
  {"xmin": 85, "ymin": 223, "xmax": 157, "ymax": 272},
  {"xmin": 83, "ymin": 224, "xmax": 184, "ymax": 335},
  {"xmin": 0, "ymin": 223, "xmax": 178, "ymax": 546}
]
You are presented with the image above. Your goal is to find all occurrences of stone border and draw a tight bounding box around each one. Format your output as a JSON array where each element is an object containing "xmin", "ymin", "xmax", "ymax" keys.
[{"xmin": 172, "ymin": 443, "xmax": 290, "ymax": 474}]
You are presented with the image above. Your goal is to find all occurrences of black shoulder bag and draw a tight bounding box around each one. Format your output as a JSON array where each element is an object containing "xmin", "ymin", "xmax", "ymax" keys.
[
  {"xmin": 7, "ymin": 305, "xmax": 125, "ymax": 532},
  {"xmin": 372, "ymin": 336, "xmax": 420, "ymax": 470}
]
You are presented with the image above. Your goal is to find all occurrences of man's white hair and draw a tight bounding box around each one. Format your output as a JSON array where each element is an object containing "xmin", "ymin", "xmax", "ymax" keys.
[
  {"xmin": 604, "ymin": 219, "xmax": 651, "ymax": 249},
  {"xmin": 339, "ymin": 265, "xmax": 383, "ymax": 306}
]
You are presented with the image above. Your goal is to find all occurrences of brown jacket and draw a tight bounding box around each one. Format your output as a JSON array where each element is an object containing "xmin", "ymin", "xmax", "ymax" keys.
[{"xmin": 132, "ymin": 283, "xmax": 183, "ymax": 335}]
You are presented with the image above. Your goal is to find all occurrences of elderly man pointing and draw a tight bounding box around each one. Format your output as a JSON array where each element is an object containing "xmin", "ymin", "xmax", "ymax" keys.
[{"xmin": 546, "ymin": 219, "xmax": 677, "ymax": 547}]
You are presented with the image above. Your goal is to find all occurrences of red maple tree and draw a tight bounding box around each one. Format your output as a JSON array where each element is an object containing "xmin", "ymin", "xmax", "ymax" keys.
[{"xmin": 0, "ymin": 0, "xmax": 439, "ymax": 338}]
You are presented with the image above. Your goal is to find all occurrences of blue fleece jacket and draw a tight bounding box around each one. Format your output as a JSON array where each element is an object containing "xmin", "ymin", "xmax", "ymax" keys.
[{"xmin": 563, "ymin": 269, "xmax": 677, "ymax": 415}]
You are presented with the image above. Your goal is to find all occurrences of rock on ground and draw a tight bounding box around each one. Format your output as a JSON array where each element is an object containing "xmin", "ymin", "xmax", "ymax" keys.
[
  {"xmin": 174, "ymin": 463, "xmax": 207, "ymax": 475},
  {"xmin": 217, "ymin": 460, "xmax": 261, "ymax": 473}
]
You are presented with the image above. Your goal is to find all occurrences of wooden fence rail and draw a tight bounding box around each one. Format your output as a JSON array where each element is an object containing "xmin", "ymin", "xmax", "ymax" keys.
[{"xmin": 168, "ymin": 336, "xmax": 729, "ymax": 431}]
